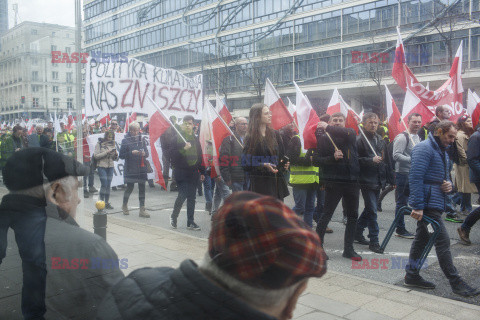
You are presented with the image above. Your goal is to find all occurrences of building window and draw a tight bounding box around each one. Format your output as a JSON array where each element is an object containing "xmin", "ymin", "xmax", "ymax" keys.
[
  {"xmin": 53, "ymin": 98, "xmax": 60, "ymax": 107},
  {"xmin": 66, "ymin": 63, "xmax": 72, "ymax": 68},
  {"xmin": 31, "ymin": 58, "xmax": 38, "ymax": 65},
  {"xmin": 31, "ymin": 29, "xmax": 38, "ymax": 35},
  {"xmin": 52, "ymin": 72, "xmax": 58, "ymax": 80},
  {"xmin": 53, "ymin": 86, "xmax": 59, "ymax": 93},
  {"xmin": 32, "ymin": 71, "xmax": 39, "ymax": 81},
  {"xmin": 52, "ymin": 32, "xmax": 56, "ymax": 37},
  {"xmin": 32, "ymin": 85, "xmax": 40, "ymax": 92},
  {"xmin": 66, "ymin": 47, "xmax": 71, "ymax": 53},
  {"xmin": 67, "ymin": 98, "xmax": 73, "ymax": 109},
  {"xmin": 66, "ymin": 72, "xmax": 73, "ymax": 83},
  {"xmin": 67, "ymin": 86, "xmax": 72, "ymax": 94},
  {"xmin": 33, "ymin": 98, "xmax": 39, "ymax": 108},
  {"xmin": 51, "ymin": 45, "xmax": 57, "ymax": 52}
]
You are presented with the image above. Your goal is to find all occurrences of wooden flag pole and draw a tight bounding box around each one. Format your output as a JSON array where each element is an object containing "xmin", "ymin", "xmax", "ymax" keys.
[
  {"xmin": 146, "ymin": 95, "xmax": 187, "ymax": 144},
  {"xmin": 325, "ymin": 132, "xmax": 339, "ymax": 151},
  {"xmin": 401, "ymin": 117, "xmax": 416, "ymax": 146},
  {"xmin": 358, "ymin": 125, "xmax": 378, "ymax": 157}
]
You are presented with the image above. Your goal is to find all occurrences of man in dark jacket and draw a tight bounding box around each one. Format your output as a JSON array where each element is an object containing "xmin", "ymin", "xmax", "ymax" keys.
[
  {"xmin": 169, "ymin": 115, "xmax": 205, "ymax": 231},
  {"xmin": 0, "ymin": 125, "xmax": 24, "ymax": 169},
  {"xmin": 96, "ymin": 191, "xmax": 327, "ymax": 320},
  {"xmin": 0, "ymin": 148, "xmax": 88, "ymax": 319},
  {"xmin": 457, "ymin": 126, "xmax": 480, "ymax": 244},
  {"xmin": 417, "ymin": 105, "xmax": 451, "ymax": 141},
  {"xmin": 355, "ymin": 112, "xmax": 391, "ymax": 253},
  {"xmin": 28, "ymin": 125, "xmax": 49, "ymax": 148},
  {"xmin": 313, "ymin": 112, "xmax": 361, "ymax": 261},
  {"xmin": 405, "ymin": 121, "xmax": 479, "ymax": 297},
  {"xmin": 219, "ymin": 117, "xmax": 248, "ymax": 192}
]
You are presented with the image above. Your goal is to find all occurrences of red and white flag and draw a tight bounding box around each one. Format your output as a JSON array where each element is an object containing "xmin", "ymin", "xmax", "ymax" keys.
[
  {"xmin": 467, "ymin": 89, "xmax": 480, "ymax": 128},
  {"xmin": 215, "ymin": 93, "xmax": 233, "ymax": 126},
  {"xmin": 385, "ymin": 85, "xmax": 406, "ymax": 141},
  {"xmin": 287, "ymin": 97, "xmax": 298, "ymax": 128},
  {"xmin": 294, "ymin": 82, "xmax": 319, "ymax": 150},
  {"xmin": 28, "ymin": 124, "xmax": 35, "ymax": 135},
  {"xmin": 327, "ymin": 88, "xmax": 359, "ymax": 133},
  {"xmin": 265, "ymin": 78, "xmax": 294, "ymax": 130},
  {"xmin": 392, "ymin": 27, "xmax": 407, "ymax": 91},
  {"xmin": 200, "ymin": 99, "xmax": 231, "ymax": 178},
  {"xmin": 124, "ymin": 112, "xmax": 137, "ymax": 132},
  {"xmin": 67, "ymin": 111, "xmax": 75, "ymax": 131},
  {"xmin": 97, "ymin": 110, "xmax": 111, "ymax": 126},
  {"xmin": 401, "ymin": 86, "xmax": 435, "ymax": 126}
]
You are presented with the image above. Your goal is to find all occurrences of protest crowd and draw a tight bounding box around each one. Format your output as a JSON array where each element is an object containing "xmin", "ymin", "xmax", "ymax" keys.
[{"xmin": 1, "ymin": 28, "xmax": 480, "ymax": 320}]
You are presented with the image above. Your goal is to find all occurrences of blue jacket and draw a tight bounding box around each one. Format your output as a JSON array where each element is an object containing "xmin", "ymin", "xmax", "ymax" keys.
[
  {"xmin": 467, "ymin": 128, "xmax": 480, "ymax": 184},
  {"xmin": 409, "ymin": 133, "xmax": 450, "ymax": 211}
]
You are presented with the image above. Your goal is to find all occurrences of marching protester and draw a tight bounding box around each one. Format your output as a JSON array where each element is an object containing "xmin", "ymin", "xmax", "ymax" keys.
[
  {"xmin": 28, "ymin": 125, "xmax": 47, "ymax": 148},
  {"xmin": 355, "ymin": 112, "xmax": 392, "ymax": 253},
  {"xmin": 96, "ymin": 191, "xmax": 327, "ymax": 320},
  {"xmin": 406, "ymin": 120, "xmax": 479, "ymax": 297},
  {"xmin": 392, "ymin": 113, "xmax": 422, "ymax": 239},
  {"xmin": 169, "ymin": 115, "xmax": 205, "ymax": 230},
  {"xmin": 418, "ymin": 105, "xmax": 451, "ymax": 141},
  {"xmin": 109, "ymin": 120, "xmax": 123, "ymax": 133},
  {"xmin": 119, "ymin": 122, "xmax": 150, "ymax": 218},
  {"xmin": 0, "ymin": 125, "xmax": 25, "ymax": 169},
  {"xmin": 242, "ymin": 103, "xmax": 289, "ymax": 201},
  {"xmin": 41, "ymin": 128, "xmax": 59, "ymax": 151},
  {"xmin": 82, "ymin": 126, "xmax": 97, "ymax": 199},
  {"xmin": 287, "ymin": 121, "xmax": 318, "ymax": 228},
  {"xmin": 313, "ymin": 112, "xmax": 361, "ymax": 261},
  {"xmin": 219, "ymin": 117, "xmax": 248, "ymax": 192},
  {"xmin": 452, "ymin": 115, "xmax": 476, "ymax": 215},
  {"xmin": 56, "ymin": 122, "xmax": 75, "ymax": 158},
  {"xmin": 458, "ymin": 121, "xmax": 480, "ymax": 245},
  {"xmin": 94, "ymin": 130, "xmax": 118, "ymax": 210},
  {"xmin": 203, "ymin": 140, "xmax": 215, "ymax": 214}
]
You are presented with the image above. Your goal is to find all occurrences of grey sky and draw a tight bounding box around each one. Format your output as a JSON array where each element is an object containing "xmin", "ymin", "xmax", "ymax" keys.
[{"xmin": 9, "ymin": 0, "xmax": 76, "ymax": 28}]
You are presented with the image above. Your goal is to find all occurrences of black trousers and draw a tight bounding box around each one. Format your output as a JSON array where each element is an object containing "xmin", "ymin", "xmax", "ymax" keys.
[
  {"xmin": 405, "ymin": 209, "xmax": 460, "ymax": 284},
  {"xmin": 316, "ymin": 181, "xmax": 359, "ymax": 251},
  {"xmin": 123, "ymin": 182, "xmax": 146, "ymax": 207}
]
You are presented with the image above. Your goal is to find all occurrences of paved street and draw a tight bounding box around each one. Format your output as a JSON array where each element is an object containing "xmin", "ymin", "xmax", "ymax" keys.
[{"xmin": 1, "ymin": 178, "xmax": 480, "ymax": 319}]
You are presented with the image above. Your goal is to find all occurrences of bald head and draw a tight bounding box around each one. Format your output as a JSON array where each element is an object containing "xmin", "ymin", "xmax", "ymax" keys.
[{"xmin": 235, "ymin": 117, "xmax": 248, "ymax": 136}]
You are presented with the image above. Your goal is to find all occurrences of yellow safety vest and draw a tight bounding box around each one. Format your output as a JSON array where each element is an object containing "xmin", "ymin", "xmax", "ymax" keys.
[{"xmin": 289, "ymin": 135, "xmax": 319, "ymax": 185}]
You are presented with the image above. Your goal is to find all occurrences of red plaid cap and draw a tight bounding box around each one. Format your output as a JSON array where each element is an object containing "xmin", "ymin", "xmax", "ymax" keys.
[{"xmin": 209, "ymin": 191, "xmax": 327, "ymax": 290}]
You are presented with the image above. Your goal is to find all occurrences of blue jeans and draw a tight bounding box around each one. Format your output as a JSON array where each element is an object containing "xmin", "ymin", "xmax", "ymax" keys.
[
  {"xmin": 395, "ymin": 173, "xmax": 409, "ymax": 232},
  {"xmin": 98, "ymin": 167, "xmax": 114, "ymax": 203},
  {"xmin": 203, "ymin": 175, "xmax": 215, "ymax": 203},
  {"xmin": 172, "ymin": 178, "xmax": 198, "ymax": 225},
  {"xmin": 292, "ymin": 185, "xmax": 317, "ymax": 227},
  {"xmin": 0, "ymin": 196, "xmax": 47, "ymax": 319},
  {"xmin": 213, "ymin": 178, "xmax": 231, "ymax": 212},
  {"xmin": 461, "ymin": 206, "xmax": 480, "ymax": 231},
  {"xmin": 357, "ymin": 188, "xmax": 380, "ymax": 244},
  {"xmin": 83, "ymin": 161, "xmax": 95, "ymax": 190},
  {"xmin": 314, "ymin": 187, "xmax": 325, "ymax": 223}
]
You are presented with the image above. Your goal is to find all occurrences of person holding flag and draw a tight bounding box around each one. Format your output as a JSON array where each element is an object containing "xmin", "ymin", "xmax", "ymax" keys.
[
  {"xmin": 354, "ymin": 113, "xmax": 392, "ymax": 254},
  {"xmin": 242, "ymin": 104, "xmax": 290, "ymax": 201},
  {"xmin": 169, "ymin": 115, "xmax": 205, "ymax": 231},
  {"xmin": 313, "ymin": 113, "xmax": 361, "ymax": 261}
]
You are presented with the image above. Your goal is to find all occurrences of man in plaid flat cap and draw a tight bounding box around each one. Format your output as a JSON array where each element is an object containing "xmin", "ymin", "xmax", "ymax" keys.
[{"xmin": 97, "ymin": 191, "xmax": 327, "ymax": 320}]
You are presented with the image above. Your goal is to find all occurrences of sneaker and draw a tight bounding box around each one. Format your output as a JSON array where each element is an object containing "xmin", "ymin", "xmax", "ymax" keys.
[
  {"xmin": 139, "ymin": 206, "xmax": 150, "ymax": 218},
  {"xmin": 89, "ymin": 186, "xmax": 98, "ymax": 193},
  {"xmin": 187, "ymin": 222, "xmax": 201, "ymax": 231},
  {"xmin": 457, "ymin": 227, "xmax": 471, "ymax": 245},
  {"xmin": 404, "ymin": 276, "xmax": 436, "ymax": 289},
  {"xmin": 396, "ymin": 230, "xmax": 415, "ymax": 239},
  {"xmin": 369, "ymin": 243, "xmax": 384, "ymax": 254},
  {"xmin": 170, "ymin": 217, "xmax": 177, "ymax": 229},
  {"xmin": 105, "ymin": 203, "xmax": 114, "ymax": 210},
  {"xmin": 83, "ymin": 191, "xmax": 89, "ymax": 198},
  {"xmin": 325, "ymin": 227, "xmax": 333, "ymax": 234},
  {"xmin": 354, "ymin": 235, "xmax": 369, "ymax": 245},
  {"xmin": 342, "ymin": 249, "xmax": 362, "ymax": 261},
  {"xmin": 122, "ymin": 204, "xmax": 129, "ymax": 215},
  {"xmin": 342, "ymin": 216, "xmax": 347, "ymax": 225},
  {"xmin": 445, "ymin": 213, "xmax": 464, "ymax": 223},
  {"xmin": 451, "ymin": 279, "xmax": 480, "ymax": 297}
]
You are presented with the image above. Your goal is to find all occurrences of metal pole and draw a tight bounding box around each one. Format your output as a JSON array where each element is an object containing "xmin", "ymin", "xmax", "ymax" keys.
[{"xmin": 75, "ymin": 0, "xmax": 83, "ymax": 164}]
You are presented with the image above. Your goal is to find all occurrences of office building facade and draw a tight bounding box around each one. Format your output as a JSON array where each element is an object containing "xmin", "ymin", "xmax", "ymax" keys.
[{"xmin": 83, "ymin": 0, "xmax": 480, "ymax": 114}]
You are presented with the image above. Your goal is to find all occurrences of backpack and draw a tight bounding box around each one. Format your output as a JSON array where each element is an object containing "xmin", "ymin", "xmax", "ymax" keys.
[{"xmin": 385, "ymin": 132, "xmax": 409, "ymax": 174}]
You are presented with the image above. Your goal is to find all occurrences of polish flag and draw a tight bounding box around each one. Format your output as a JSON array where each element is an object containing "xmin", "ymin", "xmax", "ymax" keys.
[
  {"xmin": 124, "ymin": 112, "xmax": 137, "ymax": 132},
  {"xmin": 28, "ymin": 124, "xmax": 35, "ymax": 135},
  {"xmin": 294, "ymin": 82, "xmax": 320, "ymax": 150},
  {"xmin": 67, "ymin": 112, "xmax": 74, "ymax": 131},
  {"xmin": 467, "ymin": 89, "xmax": 480, "ymax": 128},
  {"xmin": 449, "ymin": 41, "xmax": 464, "ymax": 94},
  {"xmin": 265, "ymin": 78, "xmax": 294, "ymax": 130},
  {"xmin": 401, "ymin": 86, "xmax": 434, "ymax": 126},
  {"xmin": 327, "ymin": 88, "xmax": 359, "ymax": 133},
  {"xmin": 200, "ymin": 99, "xmax": 232, "ymax": 178},
  {"xmin": 392, "ymin": 27, "xmax": 407, "ymax": 91},
  {"xmin": 215, "ymin": 93, "xmax": 233, "ymax": 126},
  {"xmin": 97, "ymin": 110, "xmax": 111, "ymax": 126},
  {"xmin": 287, "ymin": 97, "xmax": 298, "ymax": 128},
  {"xmin": 385, "ymin": 85, "xmax": 406, "ymax": 141}
]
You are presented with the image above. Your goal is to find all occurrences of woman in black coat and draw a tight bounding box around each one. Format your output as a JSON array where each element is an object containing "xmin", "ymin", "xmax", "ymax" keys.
[
  {"xmin": 242, "ymin": 103, "xmax": 289, "ymax": 201},
  {"xmin": 119, "ymin": 122, "xmax": 150, "ymax": 218}
]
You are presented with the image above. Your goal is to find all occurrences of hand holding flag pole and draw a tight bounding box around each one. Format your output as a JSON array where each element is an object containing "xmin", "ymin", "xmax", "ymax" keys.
[
  {"xmin": 325, "ymin": 132, "xmax": 339, "ymax": 151},
  {"xmin": 209, "ymin": 103, "xmax": 244, "ymax": 148},
  {"xmin": 357, "ymin": 125, "xmax": 378, "ymax": 157},
  {"xmin": 146, "ymin": 95, "xmax": 187, "ymax": 144}
]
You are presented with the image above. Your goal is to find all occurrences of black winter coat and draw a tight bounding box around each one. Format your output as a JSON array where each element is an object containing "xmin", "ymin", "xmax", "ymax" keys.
[
  {"xmin": 242, "ymin": 130, "xmax": 289, "ymax": 200},
  {"xmin": 168, "ymin": 133, "xmax": 204, "ymax": 182},
  {"xmin": 356, "ymin": 131, "xmax": 392, "ymax": 189},
  {"xmin": 219, "ymin": 134, "xmax": 245, "ymax": 183},
  {"xmin": 119, "ymin": 133, "xmax": 149, "ymax": 183},
  {"xmin": 467, "ymin": 128, "xmax": 480, "ymax": 183},
  {"xmin": 313, "ymin": 126, "xmax": 359, "ymax": 183},
  {"xmin": 95, "ymin": 260, "xmax": 277, "ymax": 320}
]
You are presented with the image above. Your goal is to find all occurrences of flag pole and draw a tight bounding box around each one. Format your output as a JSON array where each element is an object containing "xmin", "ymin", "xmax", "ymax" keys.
[
  {"xmin": 325, "ymin": 132, "xmax": 339, "ymax": 151},
  {"xmin": 209, "ymin": 102, "xmax": 244, "ymax": 148},
  {"xmin": 357, "ymin": 125, "xmax": 378, "ymax": 157},
  {"xmin": 146, "ymin": 95, "xmax": 188, "ymax": 144},
  {"xmin": 400, "ymin": 117, "xmax": 416, "ymax": 146}
]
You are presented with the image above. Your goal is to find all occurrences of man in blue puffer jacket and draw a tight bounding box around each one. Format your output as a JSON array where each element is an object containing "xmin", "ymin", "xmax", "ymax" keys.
[{"xmin": 405, "ymin": 121, "xmax": 480, "ymax": 297}]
